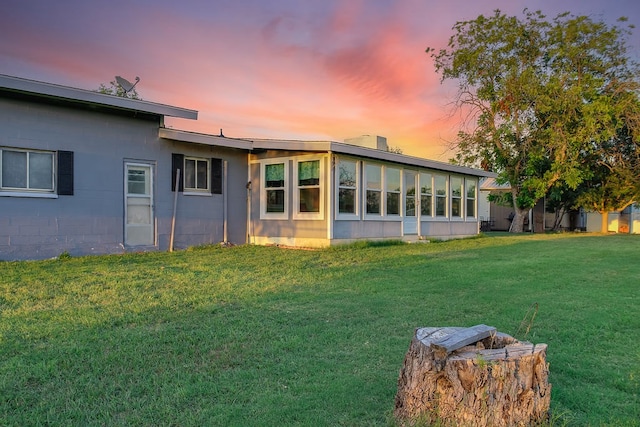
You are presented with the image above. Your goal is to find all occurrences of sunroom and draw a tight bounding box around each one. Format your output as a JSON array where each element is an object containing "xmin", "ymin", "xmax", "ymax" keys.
[{"xmin": 247, "ymin": 136, "xmax": 492, "ymax": 247}]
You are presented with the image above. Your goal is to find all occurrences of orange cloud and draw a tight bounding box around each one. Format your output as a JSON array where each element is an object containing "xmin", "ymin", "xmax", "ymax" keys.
[{"xmin": 7, "ymin": 0, "xmax": 634, "ymax": 164}]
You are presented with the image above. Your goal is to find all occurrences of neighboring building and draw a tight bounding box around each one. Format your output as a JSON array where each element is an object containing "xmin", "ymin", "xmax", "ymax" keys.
[
  {"xmin": 1, "ymin": 75, "xmax": 492, "ymax": 260},
  {"xmin": 479, "ymin": 177, "xmax": 640, "ymax": 233},
  {"xmin": 479, "ymin": 177, "xmax": 572, "ymax": 232},
  {"xmin": 585, "ymin": 205, "xmax": 640, "ymax": 233}
]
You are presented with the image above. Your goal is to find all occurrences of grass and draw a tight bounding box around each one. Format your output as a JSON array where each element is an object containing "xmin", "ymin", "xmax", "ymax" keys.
[{"xmin": 1, "ymin": 233, "xmax": 639, "ymax": 426}]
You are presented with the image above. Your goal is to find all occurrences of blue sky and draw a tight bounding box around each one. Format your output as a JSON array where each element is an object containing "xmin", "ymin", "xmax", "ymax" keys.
[{"xmin": 1, "ymin": 0, "xmax": 638, "ymax": 159}]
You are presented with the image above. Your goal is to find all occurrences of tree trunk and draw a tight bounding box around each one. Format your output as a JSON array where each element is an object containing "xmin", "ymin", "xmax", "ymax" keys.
[
  {"xmin": 551, "ymin": 208, "xmax": 566, "ymax": 231},
  {"xmin": 600, "ymin": 210, "xmax": 609, "ymax": 233},
  {"xmin": 510, "ymin": 209, "xmax": 528, "ymax": 232},
  {"xmin": 395, "ymin": 326, "xmax": 551, "ymax": 427}
]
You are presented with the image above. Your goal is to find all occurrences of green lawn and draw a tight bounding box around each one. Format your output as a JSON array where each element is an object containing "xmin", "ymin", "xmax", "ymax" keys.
[{"xmin": 1, "ymin": 234, "xmax": 639, "ymax": 426}]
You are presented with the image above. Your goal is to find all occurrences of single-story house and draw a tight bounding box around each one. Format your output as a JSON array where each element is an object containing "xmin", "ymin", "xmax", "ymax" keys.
[{"xmin": 1, "ymin": 74, "xmax": 493, "ymax": 260}]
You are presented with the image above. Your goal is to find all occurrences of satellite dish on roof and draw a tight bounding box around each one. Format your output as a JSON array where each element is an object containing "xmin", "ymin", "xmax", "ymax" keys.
[{"xmin": 115, "ymin": 75, "xmax": 140, "ymax": 93}]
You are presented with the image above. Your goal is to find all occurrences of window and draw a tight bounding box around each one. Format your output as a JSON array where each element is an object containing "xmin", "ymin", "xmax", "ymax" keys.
[
  {"xmin": 404, "ymin": 171, "xmax": 416, "ymax": 217},
  {"xmin": 450, "ymin": 176, "xmax": 463, "ymax": 218},
  {"xmin": 266, "ymin": 162, "xmax": 285, "ymax": 213},
  {"xmin": 364, "ymin": 163, "xmax": 405, "ymax": 218},
  {"xmin": 294, "ymin": 159, "xmax": 324, "ymax": 219},
  {"xmin": 386, "ymin": 167, "xmax": 401, "ymax": 215},
  {"xmin": 1, "ymin": 148, "xmax": 53, "ymax": 192},
  {"xmin": 0, "ymin": 147, "xmax": 73, "ymax": 197},
  {"xmin": 435, "ymin": 175, "xmax": 447, "ymax": 217},
  {"xmin": 260, "ymin": 160, "xmax": 288, "ymax": 219},
  {"xmin": 127, "ymin": 168, "xmax": 149, "ymax": 195},
  {"xmin": 185, "ymin": 157, "xmax": 209, "ymax": 192},
  {"xmin": 466, "ymin": 179, "xmax": 477, "ymax": 218},
  {"xmin": 365, "ymin": 164, "xmax": 381, "ymax": 215},
  {"xmin": 171, "ymin": 154, "xmax": 222, "ymax": 194},
  {"xmin": 420, "ymin": 172, "xmax": 432, "ymax": 217},
  {"xmin": 337, "ymin": 159, "xmax": 358, "ymax": 216}
]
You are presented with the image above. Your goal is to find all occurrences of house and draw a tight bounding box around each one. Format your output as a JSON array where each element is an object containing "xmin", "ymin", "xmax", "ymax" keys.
[
  {"xmin": 1, "ymin": 75, "xmax": 492, "ymax": 260},
  {"xmin": 478, "ymin": 177, "xmax": 554, "ymax": 232}
]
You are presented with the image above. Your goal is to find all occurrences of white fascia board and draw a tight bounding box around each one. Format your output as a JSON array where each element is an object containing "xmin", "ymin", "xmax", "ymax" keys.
[
  {"xmin": 160, "ymin": 128, "xmax": 253, "ymax": 150},
  {"xmin": 250, "ymin": 138, "xmax": 493, "ymax": 178},
  {"xmin": 0, "ymin": 74, "xmax": 197, "ymax": 120},
  {"xmin": 328, "ymin": 142, "xmax": 494, "ymax": 176},
  {"xmin": 251, "ymin": 139, "xmax": 333, "ymax": 152}
]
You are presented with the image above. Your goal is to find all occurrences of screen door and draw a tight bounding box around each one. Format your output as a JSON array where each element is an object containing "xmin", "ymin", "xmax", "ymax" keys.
[{"xmin": 125, "ymin": 163, "xmax": 154, "ymax": 246}]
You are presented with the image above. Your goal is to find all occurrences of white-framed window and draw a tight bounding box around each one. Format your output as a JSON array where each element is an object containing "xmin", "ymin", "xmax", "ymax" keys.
[
  {"xmin": 466, "ymin": 178, "xmax": 477, "ymax": 218},
  {"xmin": 260, "ymin": 160, "xmax": 288, "ymax": 219},
  {"xmin": 386, "ymin": 167, "xmax": 401, "ymax": 216},
  {"xmin": 365, "ymin": 163, "xmax": 382, "ymax": 216},
  {"xmin": 1, "ymin": 148, "xmax": 54, "ymax": 192},
  {"xmin": 337, "ymin": 158, "xmax": 359, "ymax": 218},
  {"xmin": 434, "ymin": 174, "xmax": 448, "ymax": 217},
  {"xmin": 0, "ymin": 147, "xmax": 55, "ymax": 194},
  {"xmin": 172, "ymin": 154, "xmax": 222, "ymax": 195},
  {"xmin": 294, "ymin": 158, "xmax": 324, "ymax": 219},
  {"xmin": 364, "ymin": 163, "xmax": 404, "ymax": 218},
  {"xmin": 184, "ymin": 157, "xmax": 209, "ymax": 193},
  {"xmin": 420, "ymin": 172, "xmax": 433, "ymax": 217},
  {"xmin": 450, "ymin": 176, "xmax": 463, "ymax": 218}
]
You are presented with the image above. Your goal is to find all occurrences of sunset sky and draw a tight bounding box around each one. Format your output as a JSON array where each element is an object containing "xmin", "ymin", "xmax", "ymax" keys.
[{"xmin": 1, "ymin": 0, "xmax": 639, "ymax": 160}]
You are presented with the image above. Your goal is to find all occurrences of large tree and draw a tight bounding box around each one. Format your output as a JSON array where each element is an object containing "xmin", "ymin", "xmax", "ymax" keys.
[
  {"xmin": 429, "ymin": 10, "xmax": 639, "ymax": 232},
  {"xmin": 574, "ymin": 98, "xmax": 640, "ymax": 232}
]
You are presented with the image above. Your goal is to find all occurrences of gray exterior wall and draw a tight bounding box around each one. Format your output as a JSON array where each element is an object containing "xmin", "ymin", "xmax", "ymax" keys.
[
  {"xmin": 248, "ymin": 151, "xmax": 482, "ymax": 246},
  {"xmin": 333, "ymin": 220, "xmax": 402, "ymax": 239},
  {"xmin": 333, "ymin": 219, "xmax": 477, "ymax": 240},
  {"xmin": 248, "ymin": 155, "xmax": 328, "ymax": 244},
  {"xmin": 161, "ymin": 141, "xmax": 248, "ymax": 250},
  {"xmin": 0, "ymin": 97, "xmax": 246, "ymax": 260},
  {"xmin": 420, "ymin": 221, "xmax": 478, "ymax": 237}
]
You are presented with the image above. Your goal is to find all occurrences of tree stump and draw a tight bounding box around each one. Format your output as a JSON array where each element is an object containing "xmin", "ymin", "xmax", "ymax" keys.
[{"xmin": 394, "ymin": 326, "xmax": 551, "ymax": 427}]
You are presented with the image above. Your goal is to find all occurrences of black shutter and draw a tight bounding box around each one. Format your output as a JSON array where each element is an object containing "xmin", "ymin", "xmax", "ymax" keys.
[
  {"xmin": 57, "ymin": 151, "xmax": 74, "ymax": 195},
  {"xmin": 211, "ymin": 158, "xmax": 223, "ymax": 194},
  {"xmin": 171, "ymin": 153, "xmax": 184, "ymax": 192}
]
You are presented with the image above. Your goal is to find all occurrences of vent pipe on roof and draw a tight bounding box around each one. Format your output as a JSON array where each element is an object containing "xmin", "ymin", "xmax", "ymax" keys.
[{"xmin": 344, "ymin": 135, "xmax": 388, "ymax": 151}]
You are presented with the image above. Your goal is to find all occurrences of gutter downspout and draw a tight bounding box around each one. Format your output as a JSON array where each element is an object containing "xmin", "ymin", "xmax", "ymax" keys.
[
  {"xmin": 246, "ymin": 156, "xmax": 252, "ymax": 244},
  {"xmin": 169, "ymin": 169, "xmax": 180, "ymax": 252},
  {"xmin": 327, "ymin": 153, "xmax": 334, "ymax": 244},
  {"xmin": 223, "ymin": 160, "xmax": 228, "ymax": 244},
  {"xmin": 417, "ymin": 173, "xmax": 422, "ymax": 239}
]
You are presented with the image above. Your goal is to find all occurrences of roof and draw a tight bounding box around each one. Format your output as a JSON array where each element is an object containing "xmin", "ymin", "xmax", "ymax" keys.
[
  {"xmin": 0, "ymin": 74, "xmax": 492, "ymax": 178},
  {"xmin": 0, "ymin": 74, "xmax": 198, "ymax": 120},
  {"xmin": 160, "ymin": 129, "xmax": 493, "ymax": 178},
  {"xmin": 251, "ymin": 138, "xmax": 494, "ymax": 177},
  {"xmin": 480, "ymin": 177, "xmax": 511, "ymax": 191},
  {"xmin": 159, "ymin": 128, "xmax": 253, "ymax": 150}
]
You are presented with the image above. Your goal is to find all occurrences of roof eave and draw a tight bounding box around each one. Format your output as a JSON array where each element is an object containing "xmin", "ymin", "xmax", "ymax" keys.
[
  {"xmin": 0, "ymin": 74, "xmax": 198, "ymax": 120},
  {"xmin": 249, "ymin": 138, "xmax": 493, "ymax": 177},
  {"xmin": 159, "ymin": 128, "xmax": 253, "ymax": 150}
]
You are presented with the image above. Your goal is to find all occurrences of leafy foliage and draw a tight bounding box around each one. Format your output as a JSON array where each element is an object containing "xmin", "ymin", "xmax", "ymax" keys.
[
  {"xmin": 96, "ymin": 79, "xmax": 142, "ymax": 100},
  {"xmin": 429, "ymin": 10, "xmax": 640, "ymax": 231},
  {"xmin": 574, "ymin": 101, "xmax": 640, "ymax": 221}
]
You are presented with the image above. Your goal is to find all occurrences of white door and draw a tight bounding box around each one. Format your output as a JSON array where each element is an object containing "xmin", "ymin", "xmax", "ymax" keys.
[
  {"xmin": 403, "ymin": 171, "xmax": 418, "ymax": 235},
  {"xmin": 125, "ymin": 163, "xmax": 154, "ymax": 246}
]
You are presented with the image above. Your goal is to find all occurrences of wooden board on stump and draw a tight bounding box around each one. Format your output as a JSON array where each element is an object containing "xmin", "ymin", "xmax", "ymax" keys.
[{"xmin": 394, "ymin": 326, "xmax": 550, "ymax": 427}]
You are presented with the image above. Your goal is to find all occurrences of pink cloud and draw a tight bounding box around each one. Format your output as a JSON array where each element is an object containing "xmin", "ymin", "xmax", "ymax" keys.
[{"xmin": 5, "ymin": 0, "xmax": 636, "ymax": 164}]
